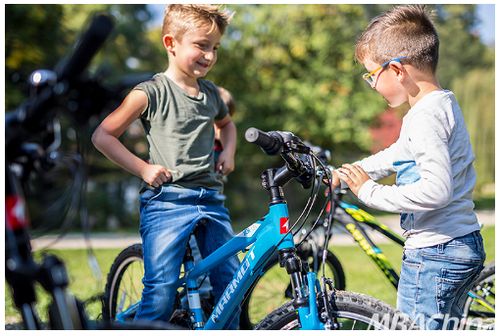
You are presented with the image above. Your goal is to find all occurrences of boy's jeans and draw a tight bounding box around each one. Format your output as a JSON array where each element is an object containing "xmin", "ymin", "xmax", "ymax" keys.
[
  {"xmin": 397, "ymin": 230, "xmax": 485, "ymax": 330},
  {"xmin": 134, "ymin": 185, "xmax": 241, "ymax": 329}
]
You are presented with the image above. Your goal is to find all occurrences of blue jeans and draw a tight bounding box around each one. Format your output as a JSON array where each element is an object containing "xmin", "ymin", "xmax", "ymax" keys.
[
  {"xmin": 397, "ymin": 230, "xmax": 485, "ymax": 330},
  {"xmin": 135, "ymin": 185, "xmax": 241, "ymax": 329}
]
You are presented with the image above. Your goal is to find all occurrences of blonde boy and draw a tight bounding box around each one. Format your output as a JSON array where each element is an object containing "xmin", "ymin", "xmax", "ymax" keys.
[{"xmin": 92, "ymin": 5, "xmax": 240, "ymax": 328}]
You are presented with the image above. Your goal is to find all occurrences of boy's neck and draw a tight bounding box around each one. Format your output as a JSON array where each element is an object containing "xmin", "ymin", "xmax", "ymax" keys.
[
  {"xmin": 407, "ymin": 79, "xmax": 442, "ymax": 107},
  {"xmin": 164, "ymin": 68, "xmax": 200, "ymax": 96}
]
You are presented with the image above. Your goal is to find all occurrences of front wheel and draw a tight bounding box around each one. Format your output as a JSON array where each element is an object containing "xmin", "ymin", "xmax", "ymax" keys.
[{"xmin": 255, "ymin": 290, "xmax": 415, "ymax": 330}]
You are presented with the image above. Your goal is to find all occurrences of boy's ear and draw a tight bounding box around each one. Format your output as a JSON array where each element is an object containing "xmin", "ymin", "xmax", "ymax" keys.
[
  {"xmin": 388, "ymin": 61, "xmax": 406, "ymax": 80},
  {"xmin": 162, "ymin": 34, "xmax": 175, "ymax": 56}
]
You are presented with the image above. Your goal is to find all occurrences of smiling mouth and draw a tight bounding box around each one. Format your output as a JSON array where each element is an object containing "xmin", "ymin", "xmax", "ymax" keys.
[{"xmin": 197, "ymin": 62, "xmax": 210, "ymax": 68}]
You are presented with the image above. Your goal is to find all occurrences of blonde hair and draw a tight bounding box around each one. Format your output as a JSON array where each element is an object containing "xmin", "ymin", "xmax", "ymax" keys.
[
  {"xmin": 355, "ymin": 5, "xmax": 439, "ymax": 73},
  {"xmin": 162, "ymin": 4, "xmax": 232, "ymax": 40}
]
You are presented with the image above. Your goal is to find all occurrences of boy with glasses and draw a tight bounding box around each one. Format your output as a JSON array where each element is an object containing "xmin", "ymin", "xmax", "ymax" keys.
[{"xmin": 331, "ymin": 5, "xmax": 485, "ymax": 330}]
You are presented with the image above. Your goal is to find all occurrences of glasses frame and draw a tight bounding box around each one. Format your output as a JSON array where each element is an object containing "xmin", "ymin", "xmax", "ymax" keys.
[{"xmin": 362, "ymin": 56, "xmax": 407, "ymax": 87}]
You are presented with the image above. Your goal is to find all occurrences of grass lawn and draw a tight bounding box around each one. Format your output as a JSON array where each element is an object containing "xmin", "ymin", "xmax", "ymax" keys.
[{"xmin": 4, "ymin": 226, "xmax": 495, "ymax": 325}]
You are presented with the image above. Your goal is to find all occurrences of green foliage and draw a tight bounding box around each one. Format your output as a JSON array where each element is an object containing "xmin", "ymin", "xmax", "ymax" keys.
[
  {"xmin": 6, "ymin": 5, "xmax": 66, "ymax": 72},
  {"xmin": 211, "ymin": 5, "xmax": 385, "ymax": 153},
  {"xmin": 453, "ymin": 68, "xmax": 495, "ymax": 193},
  {"xmin": 434, "ymin": 4, "xmax": 493, "ymax": 88}
]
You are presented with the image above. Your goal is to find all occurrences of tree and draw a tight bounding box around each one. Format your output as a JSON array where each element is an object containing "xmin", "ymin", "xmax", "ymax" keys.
[{"xmin": 453, "ymin": 68, "xmax": 495, "ymax": 193}]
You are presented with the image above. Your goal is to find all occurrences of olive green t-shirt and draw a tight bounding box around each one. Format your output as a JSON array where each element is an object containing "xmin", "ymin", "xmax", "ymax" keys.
[{"xmin": 135, "ymin": 72, "xmax": 228, "ymax": 191}]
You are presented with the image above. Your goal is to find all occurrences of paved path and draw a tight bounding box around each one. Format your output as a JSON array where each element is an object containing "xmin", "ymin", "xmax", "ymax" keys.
[{"xmin": 31, "ymin": 210, "xmax": 495, "ymax": 250}]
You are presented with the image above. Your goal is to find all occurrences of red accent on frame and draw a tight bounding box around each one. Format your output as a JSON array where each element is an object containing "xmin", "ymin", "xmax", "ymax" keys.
[
  {"xmin": 280, "ymin": 217, "xmax": 289, "ymax": 234},
  {"xmin": 6, "ymin": 196, "xmax": 29, "ymax": 230}
]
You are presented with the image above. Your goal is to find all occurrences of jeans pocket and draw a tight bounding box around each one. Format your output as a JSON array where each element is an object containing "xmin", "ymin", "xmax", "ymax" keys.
[
  {"xmin": 140, "ymin": 186, "xmax": 164, "ymax": 208},
  {"xmin": 402, "ymin": 249, "xmax": 421, "ymax": 268},
  {"xmin": 436, "ymin": 264, "xmax": 482, "ymax": 313},
  {"xmin": 402, "ymin": 257, "xmax": 421, "ymax": 269}
]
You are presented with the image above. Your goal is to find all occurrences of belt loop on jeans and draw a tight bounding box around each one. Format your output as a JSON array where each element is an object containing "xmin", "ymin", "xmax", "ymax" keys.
[
  {"xmin": 437, "ymin": 243, "xmax": 444, "ymax": 254},
  {"xmin": 199, "ymin": 187, "xmax": 205, "ymax": 199}
]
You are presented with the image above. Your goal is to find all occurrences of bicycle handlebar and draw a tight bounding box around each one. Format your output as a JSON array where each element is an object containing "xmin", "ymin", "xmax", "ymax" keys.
[
  {"xmin": 55, "ymin": 14, "xmax": 114, "ymax": 82},
  {"xmin": 245, "ymin": 127, "xmax": 316, "ymax": 189},
  {"xmin": 245, "ymin": 127, "xmax": 283, "ymax": 155},
  {"xmin": 6, "ymin": 14, "xmax": 114, "ymax": 153}
]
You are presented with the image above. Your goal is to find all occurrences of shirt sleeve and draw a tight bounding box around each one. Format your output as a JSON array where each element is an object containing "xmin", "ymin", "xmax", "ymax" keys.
[
  {"xmin": 355, "ymin": 141, "xmax": 399, "ymax": 181},
  {"xmin": 133, "ymin": 77, "xmax": 160, "ymax": 121},
  {"xmin": 357, "ymin": 110, "xmax": 453, "ymax": 213}
]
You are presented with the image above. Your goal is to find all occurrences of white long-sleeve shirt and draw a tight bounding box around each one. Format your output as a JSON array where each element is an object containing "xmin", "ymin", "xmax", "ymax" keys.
[{"xmin": 356, "ymin": 90, "xmax": 480, "ymax": 249}]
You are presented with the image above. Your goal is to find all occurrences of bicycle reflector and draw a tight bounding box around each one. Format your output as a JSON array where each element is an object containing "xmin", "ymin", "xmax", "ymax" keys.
[{"xmin": 6, "ymin": 196, "xmax": 30, "ymax": 230}]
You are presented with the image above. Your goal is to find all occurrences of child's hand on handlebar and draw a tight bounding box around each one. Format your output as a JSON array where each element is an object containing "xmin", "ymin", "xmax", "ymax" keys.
[
  {"xmin": 141, "ymin": 164, "xmax": 172, "ymax": 188},
  {"xmin": 324, "ymin": 167, "xmax": 341, "ymax": 186},
  {"xmin": 337, "ymin": 164, "xmax": 370, "ymax": 196}
]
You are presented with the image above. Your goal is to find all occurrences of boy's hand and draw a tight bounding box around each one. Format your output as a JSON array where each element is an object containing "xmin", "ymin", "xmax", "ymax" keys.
[
  {"xmin": 337, "ymin": 164, "xmax": 370, "ymax": 196},
  {"xmin": 324, "ymin": 168, "xmax": 341, "ymax": 189},
  {"xmin": 216, "ymin": 150, "xmax": 235, "ymax": 176},
  {"xmin": 141, "ymin": 164, "xmax": 171, "ymax": 188}
]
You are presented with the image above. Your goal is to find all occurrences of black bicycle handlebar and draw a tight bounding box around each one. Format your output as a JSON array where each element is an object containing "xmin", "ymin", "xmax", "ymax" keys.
[
  {"xmin": 55, "ymin": 14, "xmax": 114, "ymax": 82},
  {"xmin": 245, "ymin": 127, "xmax": 317, "ymax": 189},
  {"xmin": 6, "ymin": 14, "xmax": 115, "ymax": 152},
  {"xmin": 245, "ymin": 127, "xmax": 283, "ymax": 155}
]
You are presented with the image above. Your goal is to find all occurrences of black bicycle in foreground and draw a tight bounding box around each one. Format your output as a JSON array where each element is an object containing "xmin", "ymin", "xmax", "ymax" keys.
[{"xmin": 5, "ymin": 13, "xmax": 176, "ymax": 330}]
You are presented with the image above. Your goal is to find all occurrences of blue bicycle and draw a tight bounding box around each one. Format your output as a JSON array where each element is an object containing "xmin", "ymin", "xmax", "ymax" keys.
[{"xmin": 102, "ymin": 128, "xmax": 414, "ymax": 330}]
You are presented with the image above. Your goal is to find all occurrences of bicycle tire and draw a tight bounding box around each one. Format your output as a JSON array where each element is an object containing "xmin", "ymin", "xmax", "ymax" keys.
[
  {"xmin": 255, "ymin": 290, "xmax": 415, "ymax": 330},
  {"xmin": 239, "ymin": 249, "xmax": 345, "ymax": 329},
  {"xmin": 462, "ymin": 262, "xmax": 495, "ymax": 328},
  {"xmin": 102, "ymin": 243, "xmax": 144, "ymax": 321}
]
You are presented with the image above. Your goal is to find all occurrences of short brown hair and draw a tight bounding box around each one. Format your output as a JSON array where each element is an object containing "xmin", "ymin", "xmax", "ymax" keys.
[
  {"xmin": 355, "ymin": 5, "xmax": 439, "ymax": 73},
  {"xmin": 162, "ymin": 5, "xmax": 232, "ymax": 40}
]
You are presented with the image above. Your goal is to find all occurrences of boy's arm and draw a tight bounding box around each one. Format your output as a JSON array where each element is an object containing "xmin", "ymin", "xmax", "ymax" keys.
[
  {"xmin": 330, "ymin": 141, "xmax": 398, "ymax": 189},
  {"xmin": 92, "ymin": 90, "xmax": 171, "ymax": 187},
  {"xmin": 355, "ymin": 141, "xmax": 399, "ymax": 180},
  {"xmin": 214, "ymin": 115, "xmax": 236, "ymax": 175},
  {"xmin": 347, "ymin": 113, "xmax": 452, "ymax": 213}
]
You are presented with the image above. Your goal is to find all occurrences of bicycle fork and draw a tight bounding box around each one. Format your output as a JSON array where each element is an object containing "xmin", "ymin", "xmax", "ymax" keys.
[{"xmin": 279, "ymin": 248, "xmax": 325, "ymax": 329}]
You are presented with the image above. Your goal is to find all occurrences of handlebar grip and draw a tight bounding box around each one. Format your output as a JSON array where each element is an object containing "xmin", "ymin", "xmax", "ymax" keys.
[
  {"xmin": 245, "ymin": 127, "xmax": 282, "ymax": 155},
  {"xmin": 55, "ymin": 14, "xmax": 114, "ymax": 81}
]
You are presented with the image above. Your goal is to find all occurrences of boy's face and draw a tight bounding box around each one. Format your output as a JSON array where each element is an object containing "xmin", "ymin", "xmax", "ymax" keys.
[
  {"xmin": 166, "ymin": 24, "xmax": 222, "ymax": 79},
  {"xmin": 363, "ymin": 58, "xmax": 407, "ymax": 108}
]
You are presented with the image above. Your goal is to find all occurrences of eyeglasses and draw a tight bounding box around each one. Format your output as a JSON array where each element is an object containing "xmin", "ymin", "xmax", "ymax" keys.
[{"xmin": 362, "ymin": 57, "xmax": 407, "ymax": 86}]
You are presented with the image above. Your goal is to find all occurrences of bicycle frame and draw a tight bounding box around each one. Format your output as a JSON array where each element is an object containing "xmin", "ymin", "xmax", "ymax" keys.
[
  {"xmin": 116, "ymin": 200, "xmax": 325, "ymax": 329},
  {"xmin": 179, "ymin": 201, "xmax": 322, "ymax": 329}
]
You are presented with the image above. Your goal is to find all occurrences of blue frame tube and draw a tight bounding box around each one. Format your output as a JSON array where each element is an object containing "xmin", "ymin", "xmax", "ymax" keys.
[{"xmin": 177, "ymin": 203, "xmax": 295, "ymax": 329}]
